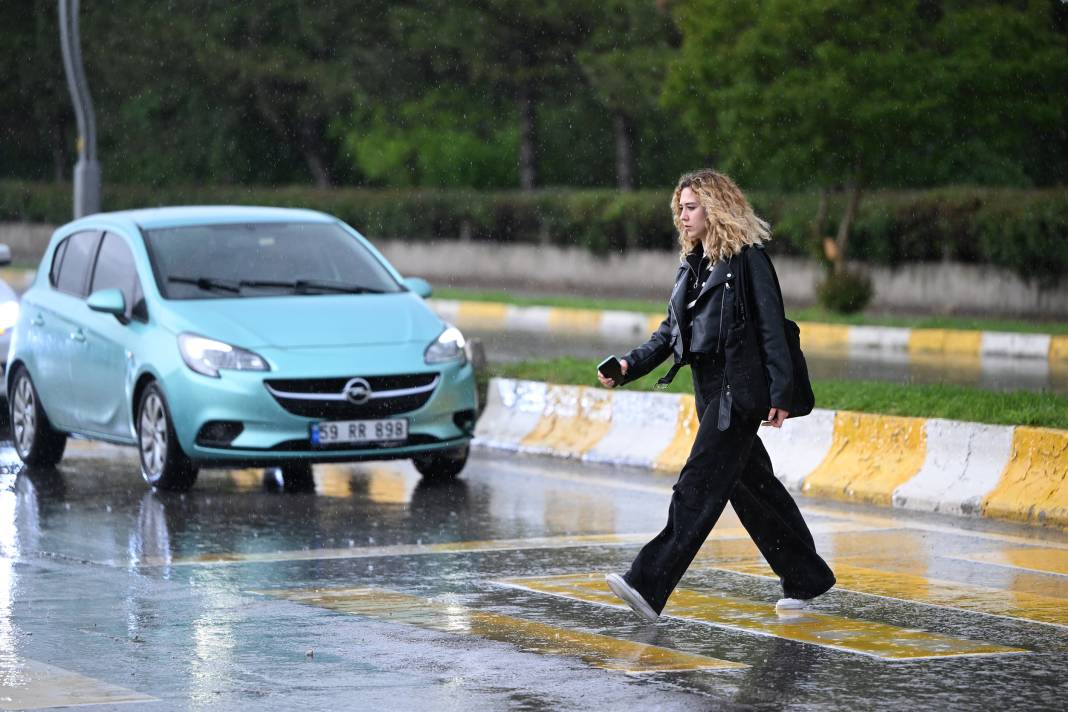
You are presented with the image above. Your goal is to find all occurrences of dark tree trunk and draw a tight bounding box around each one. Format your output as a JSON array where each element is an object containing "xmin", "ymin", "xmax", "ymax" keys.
[
  {"xmin": 302, "ymin": 150, "xmax": 332, "ymax": 188},
  {"xmin": 299, "ymin": 121, "xmax": 332, "ymax": 188},
  {"xmin": 614, "ymin": 112, "xmax": 634, "ymax": 191},
  {"xmin": 518, "ymin": 88, "xmax": 537, "ymax": 190},
  {"xmin": 833, "ymin": 178, "xmax": 863, "ymax": 273}
]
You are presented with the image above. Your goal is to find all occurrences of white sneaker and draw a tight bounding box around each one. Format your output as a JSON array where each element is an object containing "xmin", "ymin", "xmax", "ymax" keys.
[
  {"xmin": 775, "ymin": 595, "xmax": 819, "ymax": 611},
  {"xmin": 605, "ymin": 574, "xmax": 659, "ymax": 623}
]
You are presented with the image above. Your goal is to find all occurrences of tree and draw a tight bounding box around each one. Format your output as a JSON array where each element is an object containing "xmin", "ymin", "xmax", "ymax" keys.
[
  {"xmin": 578, "ymin": 1, "xmax": 678, "ymax": 190},
  {"xmin": 393, "ymin": 0, "xmax": 598, "ymax": 190},
  {"xmin": 0, "ymin": 1, "xmax": 73, "ymax": 182},
  {"xmin": 664, "ymin": 0, "xmax": 1068, "ymax": 275}
]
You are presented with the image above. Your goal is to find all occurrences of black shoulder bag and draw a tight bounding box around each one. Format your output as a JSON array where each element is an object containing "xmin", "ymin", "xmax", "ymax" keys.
[{"xmin": 730, "ymin": 247, "xmax": 815, "ymax": 419}]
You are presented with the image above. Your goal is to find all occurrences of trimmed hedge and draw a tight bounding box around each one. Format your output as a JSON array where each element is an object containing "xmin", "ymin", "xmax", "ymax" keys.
[{"xmin": 2, "ymin": 180, "xmax": 1066, "ymax": 283}]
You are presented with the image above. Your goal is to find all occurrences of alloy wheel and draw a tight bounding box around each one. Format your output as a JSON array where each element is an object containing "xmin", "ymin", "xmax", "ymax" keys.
[
  {"xmin": 139, "ymin": 392, "xmax": 168, "ymax": 480},
  {"xmin": 12, "ymin": 375, "xmax": 36, "ymax": 458}
]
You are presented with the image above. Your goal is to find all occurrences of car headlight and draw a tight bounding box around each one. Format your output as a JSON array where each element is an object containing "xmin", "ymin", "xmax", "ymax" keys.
[
  {"xmin": 177, "ymin": 333, "xmax": 269, "ymax": 378},
  {"xmin": 0, "ymin": 300, "xmax": 19, "ymax": 331},
  {"xmin": 424, "ymin": 325, "xmax": 466, "ymax": 364}
]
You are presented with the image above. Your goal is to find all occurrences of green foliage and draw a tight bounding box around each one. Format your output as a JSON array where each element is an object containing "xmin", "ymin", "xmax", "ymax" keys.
[
  {"xmin": 663, "ymin": 0, "xmax": 1068, "ymax": 191},
  {"xmin": 816, "ymin": 269, "xmax": 874, "ymax": 314},
  {"xmin": 4, "ymin": 1, "xmax": 1064, "ymax": 194},
  {"xmin": 4, "ymin": 181, "xmax": 1067, "ymax": 282}
]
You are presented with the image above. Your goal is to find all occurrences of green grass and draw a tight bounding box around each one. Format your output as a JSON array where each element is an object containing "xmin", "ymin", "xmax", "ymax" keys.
[
  {"xmin": 434, "ymin": 287, "xmax": 665, "ymax": 315},
  {"xmin": 488, "ymin": 356, "xmax": 1068, "ymax": 430},
  {"xmin": 436, "ymin": 287, "xmax": 1068, "ymax": 335}
]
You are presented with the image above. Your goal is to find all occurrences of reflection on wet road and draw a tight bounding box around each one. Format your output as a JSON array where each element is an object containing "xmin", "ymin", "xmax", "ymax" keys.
[
  {"xmin": 470, "ymin": 328, "xmax": 1068, "ymax": 395},
  {"xmin": 2, "ymin": 439, "xmax": 1068, "ymax": 710}
]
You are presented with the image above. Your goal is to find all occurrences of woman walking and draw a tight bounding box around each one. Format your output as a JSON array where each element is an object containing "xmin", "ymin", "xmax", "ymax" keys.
[{"xmin": 598, "ymin": 169, "xmax": 835, "ymax": 622}]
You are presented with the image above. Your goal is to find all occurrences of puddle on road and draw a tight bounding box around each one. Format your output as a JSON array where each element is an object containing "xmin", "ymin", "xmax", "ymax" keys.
[{"xmin": 256, "ymin": 587, "xmax": 746, "ymax": 674}]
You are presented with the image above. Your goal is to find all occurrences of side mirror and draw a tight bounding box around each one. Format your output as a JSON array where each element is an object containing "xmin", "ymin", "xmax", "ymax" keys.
[
  {"xmin": 0, "ymin": 244, "xmax": 11, "ymax": 267},
  {"xmin": 403, "ymin": 277, "xmax": 432, "ymax": 299},
  {"xmin": 87, "ymin": 288, "xmax": 126, "ymax": 317}
]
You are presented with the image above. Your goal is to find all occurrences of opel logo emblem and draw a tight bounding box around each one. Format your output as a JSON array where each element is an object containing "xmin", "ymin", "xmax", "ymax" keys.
[{"xmin": 343, "ymin": 377, "xmax": 373, "ymax": 405}]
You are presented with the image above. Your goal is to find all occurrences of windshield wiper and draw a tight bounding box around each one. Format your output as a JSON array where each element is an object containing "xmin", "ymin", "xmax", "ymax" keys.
[
  {"xmin": 238, "ymin": 279, "xmax": 385, "ymax": 294},
  {"xmin": 167, "ymin": 276, "xmax": 385, "ymax": 295},
  {"xmin": 168, "ymin": 276, "xmax": 242, "ymax": 294}
]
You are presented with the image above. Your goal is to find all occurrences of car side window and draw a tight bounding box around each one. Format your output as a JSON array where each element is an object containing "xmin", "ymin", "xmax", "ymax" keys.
[
  {"xmin": 91, "ymin": 232, "xmax": 145, "ymax": 320},
  {"xmin": 49, "ymin": 238, "xmax": 69, "ymax": 287},
  {"xmin": 54, "ymin": 230, "xmax": 101, "ymax": 296}
]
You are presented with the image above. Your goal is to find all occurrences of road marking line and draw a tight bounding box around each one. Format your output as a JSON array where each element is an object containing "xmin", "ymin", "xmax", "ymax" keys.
[
  {"xmin": 800, "ymin": 504, "xmax": 1068, "ymax": 550},
  {"xmin": 498, "ymin": 574, "xmax": 1026, "ymax": 660},
  {"xmin": 125, "ymin": 532, "xmax": 659, "ymax": 567},
  {"xmin": 951, "ymin": 548, "xmax": 1068, "ymax": 578},
  {"xmin": 257, "ymin": 587, "xmax": 746, "ymax": 673},
  {"xmin": 0, "ymin": 658, "xmax": 155, "ymax": 710},
  {"xmin": 121, "ymin": 520, "xmax": 880, "ymax": 568},
  {"xmin": 705, "ymin": 559, "xmax": 1068, "ymax": 629}
]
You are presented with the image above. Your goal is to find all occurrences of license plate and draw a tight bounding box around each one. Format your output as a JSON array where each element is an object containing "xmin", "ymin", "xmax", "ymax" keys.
[{"xmin": 310, "ymin": 419, "xmax": 408, "ymax": 446}]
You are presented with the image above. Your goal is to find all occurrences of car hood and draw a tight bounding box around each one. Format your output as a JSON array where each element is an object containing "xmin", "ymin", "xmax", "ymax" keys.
[{"xmin": 156, "ymin": 293, "xmax": 445, "ymax": 348}]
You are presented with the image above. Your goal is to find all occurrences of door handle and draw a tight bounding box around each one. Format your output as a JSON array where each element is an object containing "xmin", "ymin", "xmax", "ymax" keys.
[
  {"xmin": 70, "ymin": 329, "xmax": 86, "ymax": 343},
  {"xmin": 31, "ymin": 314, "xmax": 44, "ymax": 327}
]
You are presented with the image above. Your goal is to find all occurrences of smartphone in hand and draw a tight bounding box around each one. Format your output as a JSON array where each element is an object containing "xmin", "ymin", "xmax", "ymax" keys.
[{"xmin": 598, "ymin": 355, "xmax": 624, "ymax": 382}]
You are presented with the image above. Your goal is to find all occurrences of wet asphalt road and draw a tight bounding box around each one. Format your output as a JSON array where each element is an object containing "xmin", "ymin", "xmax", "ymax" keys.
[{"xmin": 3, "ymin": 438, "xmax": 1068, "ymax": 711}]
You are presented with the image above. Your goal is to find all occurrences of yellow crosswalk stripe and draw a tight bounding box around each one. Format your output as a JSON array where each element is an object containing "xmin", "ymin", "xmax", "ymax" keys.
[
  {"xmin": 953, "ymin": 547, "xmax": 1068, "ymax": 577},
  {"xmin": 0, "ymin": 658, "xmax": 154, "ymax": 710},
  {"xmin": 708, "ymin": 559, "xmax": 1068, "ymax": 628},
  {"xmin": 258, "ymin": 587, "xmax": 746, "ymax": 673},
  {"xmin": 499, "ymin": 573, "xmax": 1026, "ymax": 660}
]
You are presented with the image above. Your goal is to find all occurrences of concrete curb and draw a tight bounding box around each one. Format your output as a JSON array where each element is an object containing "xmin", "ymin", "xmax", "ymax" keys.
[
  {"xmin": 430, "ymin": 299, "xmax": 1068, "ymax": 366},
  {"xmin": 474, "ymin": 377, "xmax": 1068, "ymax": 529}
]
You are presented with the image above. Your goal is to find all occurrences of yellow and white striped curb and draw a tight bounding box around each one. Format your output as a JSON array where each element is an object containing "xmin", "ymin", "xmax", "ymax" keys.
[
  {"xmin": 475, "ymin": 378, "xmax": 1068, "ymax": 529},
  {"xmin": 430, "ymin": 299, "xmax": 1068, "ymax": 364}
]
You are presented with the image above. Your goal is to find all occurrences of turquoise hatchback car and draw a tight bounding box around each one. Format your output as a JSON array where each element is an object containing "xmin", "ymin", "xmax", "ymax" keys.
[{"xmin": 7, "ymin": 207, "xmax": 478, "ymax": 490}]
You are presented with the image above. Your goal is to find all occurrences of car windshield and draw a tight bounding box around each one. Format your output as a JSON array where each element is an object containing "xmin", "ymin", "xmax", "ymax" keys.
[{"xmin": 143, "ymin": 222, "xmax": 403, "ymax": 299}]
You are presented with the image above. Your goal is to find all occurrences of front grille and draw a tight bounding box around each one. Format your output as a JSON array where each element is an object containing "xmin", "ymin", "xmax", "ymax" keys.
[{"xmin": 264, "ymin": 372, "xmax": 438, "ymax": 419}]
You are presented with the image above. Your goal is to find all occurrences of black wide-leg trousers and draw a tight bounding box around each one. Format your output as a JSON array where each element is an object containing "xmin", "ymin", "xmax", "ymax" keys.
[{"xmin": 624, "ymin": 353, "xmax": 835, "ymax": 614}]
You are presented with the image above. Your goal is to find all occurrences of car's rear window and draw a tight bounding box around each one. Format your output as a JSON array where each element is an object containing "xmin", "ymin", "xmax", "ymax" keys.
[{"xmin": 143, "ymin": 222, "xmax": 402, "ymax": 299}]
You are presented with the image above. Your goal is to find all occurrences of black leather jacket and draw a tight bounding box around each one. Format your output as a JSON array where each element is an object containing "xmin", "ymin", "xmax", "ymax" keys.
[{"xmin": 622, "ymin": 244, "xmax": 794, "ymax": 410}]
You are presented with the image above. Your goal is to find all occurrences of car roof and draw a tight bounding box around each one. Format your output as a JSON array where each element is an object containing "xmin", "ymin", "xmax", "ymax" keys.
[{"xmin": 65, "ymin": 206, "xmax": 337, "ymax": 232}]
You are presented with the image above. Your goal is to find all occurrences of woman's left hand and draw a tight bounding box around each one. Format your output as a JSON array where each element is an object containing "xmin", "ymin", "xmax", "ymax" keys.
[{"xmin": 762, "ymin": 408, "xmax": 789, "ymax": 428}]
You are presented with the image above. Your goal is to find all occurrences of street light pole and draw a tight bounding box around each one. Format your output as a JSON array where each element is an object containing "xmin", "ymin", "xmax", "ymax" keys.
[{"xmin": 59, "ymin": 0, "xmax": 100, "ymax": 218}]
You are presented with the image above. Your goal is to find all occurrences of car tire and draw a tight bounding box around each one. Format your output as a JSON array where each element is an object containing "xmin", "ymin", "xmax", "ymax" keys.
[
  {"xmin": 137, "ymin": 383, "xmax": 198, "ymax": 491},
  {"xmin": 412, "ymin": 444, "xmax": 469, "ymax": 481},
  {"xmin": 9, "ymin": 365, "xmax": 67, "ymax": 468}
]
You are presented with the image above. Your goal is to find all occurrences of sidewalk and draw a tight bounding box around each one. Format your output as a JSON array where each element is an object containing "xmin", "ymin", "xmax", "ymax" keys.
[
  {"xmin": 475, "ymin": 377, "xmax": 1068, "ymax": 530},
  {"xmin": 430, "ymin": 299, "xmax": 1068, "ymax": 364}
]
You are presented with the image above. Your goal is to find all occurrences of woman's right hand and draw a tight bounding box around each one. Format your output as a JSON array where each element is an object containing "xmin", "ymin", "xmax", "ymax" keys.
[{"xmin": 597, "ymin": 359, "xmax": 628, "ymax": 389}]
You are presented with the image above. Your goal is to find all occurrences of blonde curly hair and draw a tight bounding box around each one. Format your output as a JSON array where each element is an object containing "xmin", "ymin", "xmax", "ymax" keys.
[{"xmin": 671, "ymin": 169, "xmax": 771, "ymax": 263}]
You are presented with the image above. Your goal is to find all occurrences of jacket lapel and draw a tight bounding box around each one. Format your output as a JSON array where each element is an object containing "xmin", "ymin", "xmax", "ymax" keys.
[
  {"xmin": 669, "ymin": 264, "xmax": 687, "ymax": 324},
  {"xmin": 693, "ymin": 258, "xmax": 734, "ymax": 304}
]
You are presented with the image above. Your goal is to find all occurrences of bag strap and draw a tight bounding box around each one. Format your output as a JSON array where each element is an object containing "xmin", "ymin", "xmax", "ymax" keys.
[{"xmin": 735, "ymin": 246, "xmax": 754, "ymax": 323}]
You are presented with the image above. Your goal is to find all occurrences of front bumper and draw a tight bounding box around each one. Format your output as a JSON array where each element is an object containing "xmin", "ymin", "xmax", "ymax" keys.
[{"xmin": 162, "ymin": 344, "xmax": 478, "ymax": 465}]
